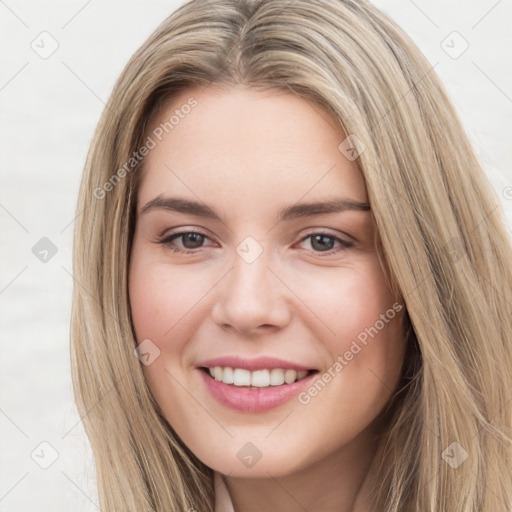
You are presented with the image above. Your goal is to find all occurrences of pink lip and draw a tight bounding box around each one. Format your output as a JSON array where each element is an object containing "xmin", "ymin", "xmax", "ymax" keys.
[
  {"xmin": 196, "ymin": 355, "xmax": 314, "ymax": 372},
  {"xmin": 198, "ymin": 368, "xmax": 317, "ymax": 412}
]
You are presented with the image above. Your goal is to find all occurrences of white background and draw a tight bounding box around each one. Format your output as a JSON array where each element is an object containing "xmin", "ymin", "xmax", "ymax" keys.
[{"xmin": 1, "ymin": 0, "xmax": 511, "ymax": 510}]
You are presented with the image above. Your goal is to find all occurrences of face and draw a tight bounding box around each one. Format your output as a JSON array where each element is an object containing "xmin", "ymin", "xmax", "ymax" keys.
[{"xmin": 128, "ymin": 85, "xmax": 406, "ymax": 478}]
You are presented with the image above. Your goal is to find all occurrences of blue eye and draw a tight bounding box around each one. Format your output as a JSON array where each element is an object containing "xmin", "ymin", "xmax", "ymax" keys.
[{"xmin": 157, "ymin": 230, "xmax": 353, "ymax": 256}]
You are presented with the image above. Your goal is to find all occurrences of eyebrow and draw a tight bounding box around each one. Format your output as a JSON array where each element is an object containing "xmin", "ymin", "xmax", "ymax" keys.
[{"xmin": 140, "ymin": 195, "xmax": 370, "ymax": 222}]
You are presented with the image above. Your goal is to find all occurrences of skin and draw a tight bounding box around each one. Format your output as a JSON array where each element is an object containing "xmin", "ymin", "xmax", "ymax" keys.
[{"xmin": 128, "ymin": 85, "xmax": 407, "ymax": 512}]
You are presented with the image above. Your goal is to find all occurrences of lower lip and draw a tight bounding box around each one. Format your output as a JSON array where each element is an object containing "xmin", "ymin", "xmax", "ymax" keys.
[{"xmin": 198, "ymin": 369, "xmax": 316, "ymax": 412}]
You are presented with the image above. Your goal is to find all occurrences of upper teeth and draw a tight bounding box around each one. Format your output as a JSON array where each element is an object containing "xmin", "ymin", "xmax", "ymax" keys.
[{"xmin": 208, "ymin": 367, "xmax": 309, "ymax": 387}]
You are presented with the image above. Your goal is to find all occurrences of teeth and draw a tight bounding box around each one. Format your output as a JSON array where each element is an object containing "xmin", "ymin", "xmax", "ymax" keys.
[
  {"xmin": 223, "ymin": 366, "xmax": 234, "ymax": 384},
  {"xmin": 233, "ymin": 368, "xmax": 251, "ymax": 386},
  {"xmin": 251, "ymin": 369, "xmax": 269, "ymax": 387},
  {"xmin": 269, "ymin": 368, "xmax": 285, "ymax": 386},
  {"xmin": 207, "ymin": 367, "xmax": 311, "ymax": 387},
  {"xmin": 284, "ymin": 369, "xmax": 297, "ymax": 384}
]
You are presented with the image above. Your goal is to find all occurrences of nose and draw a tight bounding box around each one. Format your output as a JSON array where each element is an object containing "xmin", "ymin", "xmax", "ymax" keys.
[{"xmin": 210, "ymin": 247, "xmax": 292, "ymax": 335}]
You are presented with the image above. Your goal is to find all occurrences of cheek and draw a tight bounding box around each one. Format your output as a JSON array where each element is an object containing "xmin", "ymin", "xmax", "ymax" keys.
[
  {"xmin": 128, "ymin": 252, "xmax": 217, "ymax": 401},
  {"xmin": 300, "ymin": 259, "xmax": 400, "ymax": 350},
  {"xmin": 297, "ymin": 261, "xmax": 406, "ymax": 416},
  {"xmin": 129, "ymin": 255, "xmax": 203, "ymax": 344},
  {"xmin": 128, "ymin": 255, "xmax": 197, "ymax": 414}
]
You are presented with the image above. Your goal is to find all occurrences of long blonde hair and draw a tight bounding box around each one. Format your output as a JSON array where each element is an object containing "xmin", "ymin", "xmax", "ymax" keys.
[{"xmin": 70, "ymin": 0, "xmax": 512, "ymax": 510}]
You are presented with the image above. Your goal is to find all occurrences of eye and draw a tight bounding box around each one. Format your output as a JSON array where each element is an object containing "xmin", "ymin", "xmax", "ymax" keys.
[
  {"xmin": 297, "ymin": 231, "xmax": 353, "ymax": 256},
  {"xmin": 157, "ymin": 230, "xmax": 214, "ymax": 254},
  {"xmin": 156, "ymin": 229, "xmax": 354, "ymax": 256}
]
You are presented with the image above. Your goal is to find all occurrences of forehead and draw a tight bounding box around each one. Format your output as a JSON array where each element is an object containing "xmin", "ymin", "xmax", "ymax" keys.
[{"xmin": 138, "ymin": 85, "xmax": 367, "ymax": 213}]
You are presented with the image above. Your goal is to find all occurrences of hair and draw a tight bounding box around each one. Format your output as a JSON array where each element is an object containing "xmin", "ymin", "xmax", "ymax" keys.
[{"xmin": 70, "ymin": 0, "xmax": 512, "ymax": 510}]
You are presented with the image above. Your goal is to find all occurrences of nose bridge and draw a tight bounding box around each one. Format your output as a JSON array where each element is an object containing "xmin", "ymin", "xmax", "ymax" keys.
[
  {"xmin": 232, "ymin": 243, "xmax": 271, "ymax": 300},
  {"xmin": 212, "ymin": 237, "xmax": 290, "ymax": 332}
]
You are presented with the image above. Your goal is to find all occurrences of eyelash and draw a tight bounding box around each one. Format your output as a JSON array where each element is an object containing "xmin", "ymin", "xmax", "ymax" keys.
[{"xmin": 156, "ymin": 229, "xmax": 354, "ymax": 256}]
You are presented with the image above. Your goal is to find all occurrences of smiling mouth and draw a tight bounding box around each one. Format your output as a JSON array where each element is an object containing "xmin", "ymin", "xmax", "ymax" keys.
[{"xmin": 200, "ymin": 366, "xmax": 319, "ymax": 388}]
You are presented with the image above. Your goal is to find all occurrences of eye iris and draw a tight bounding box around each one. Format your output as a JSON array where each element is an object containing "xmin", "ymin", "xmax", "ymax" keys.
[
  {"xmin": 182, "ymin": 232, "xmax": 204, "ymax": 249},
  {"xmin": 310, "ymin": 234, "xmax": 334, "ymax": 251}
]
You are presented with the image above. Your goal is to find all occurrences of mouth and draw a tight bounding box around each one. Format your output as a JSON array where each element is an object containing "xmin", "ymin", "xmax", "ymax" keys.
[
  {"xmin": 197, "ymin": 365, "xmax": 320, "ymax": 412},
  {"xmin": 199, "ymin": 366, "xmax": 319, "ymax": 388}
]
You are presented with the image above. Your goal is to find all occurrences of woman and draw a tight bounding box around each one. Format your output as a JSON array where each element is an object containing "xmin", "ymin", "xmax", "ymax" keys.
[{"xmin": 70, "ymin": 0, "xmax": 512, "ymax": 510}]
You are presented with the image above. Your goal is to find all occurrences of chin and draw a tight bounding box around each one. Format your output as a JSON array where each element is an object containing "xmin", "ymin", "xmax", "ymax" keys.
[{"xmin": 194, "ymin": 438, "xmax": 314, "ymax": 479}]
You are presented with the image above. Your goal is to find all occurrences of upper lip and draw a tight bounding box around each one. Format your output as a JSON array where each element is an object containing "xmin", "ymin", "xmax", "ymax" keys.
[{"xmin": 196, "ymin": 356, "xmax": 316, "ymax": 372}]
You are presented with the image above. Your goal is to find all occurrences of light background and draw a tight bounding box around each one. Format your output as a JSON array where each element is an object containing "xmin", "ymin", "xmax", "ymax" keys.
[{"xmin": 1, "ymin": 0, "xmax": 511, "ymax": 510}]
